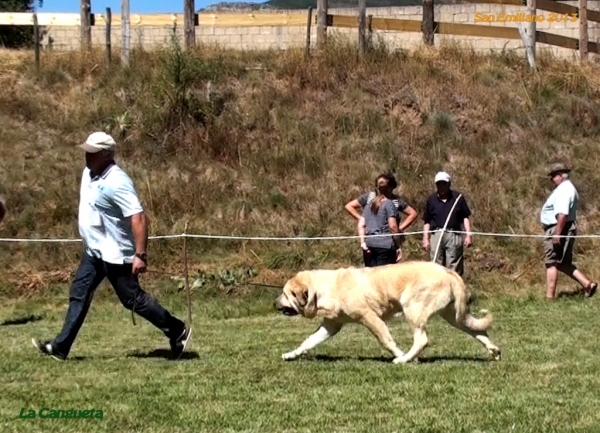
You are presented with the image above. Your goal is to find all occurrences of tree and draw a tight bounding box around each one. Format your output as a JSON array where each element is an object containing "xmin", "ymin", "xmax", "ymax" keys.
[{"xmin": 0, "ymin": 0, "xmax": 44, "ymax": 48}]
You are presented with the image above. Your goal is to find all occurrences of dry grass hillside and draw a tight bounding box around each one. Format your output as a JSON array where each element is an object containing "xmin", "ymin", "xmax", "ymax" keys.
[{"xmin": 1, "ymin": 36, "xmax": 600, "ymax": 298}]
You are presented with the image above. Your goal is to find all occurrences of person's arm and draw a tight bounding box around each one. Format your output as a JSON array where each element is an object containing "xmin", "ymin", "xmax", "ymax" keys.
[
  {"xmin": 552, "ymin": 188, "xmax": 573, "ymax": 245},
  {"xmin": 399, "ymin": 205, "xmax": 418, "ymax": 232},
  {"xmin": 388, "ymin": 216, "xmax": 402, "ymax": 249},
  {"xmin": 358, "ymin": 216, "xmax": 368, "ymax": 251},
  {"xmin": 345, "ymin": 193, "xmax": 368, "ymax": 222},
  {"xmin": 461, "ymin": 196, "xmax": 473, "ymax": 247},
  {"xmin": 388, "ymin": 209, "xmax": 403, "ymax": 262},
  {"xmin": 345, "ymin": 199, "xmax": 363, "ymax": 221},
  {"xmin": 386, "ymin": 202, "xmax": 402, "ymax": 251},
  {"xmin": 0, "ymin": 197, "xmax": 5, "ymax": 224},
  {"xmin": 131, "ymin": 212, "xmax": 149, "ymax": 258},
  {"xmin": 111, "ymin": 176, "xmax": 148, "ymax": 274},
  {"xmin": 422, "ymin": 198, "xmax": 432, "ymax": 251},
  {"xmin": 553, "ymin": 214, "xmax": 567, "ymax": 245}
]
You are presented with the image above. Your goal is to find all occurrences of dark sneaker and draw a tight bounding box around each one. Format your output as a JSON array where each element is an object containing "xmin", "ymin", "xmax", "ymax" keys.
[
  {"xmin": 169, "ymin": 327, "xmax": 192, "ymax": 360},
  {"xmin": 31, "ymin": 339, "xmax": 66, "ymax": 361},
  {"xmin": 584, "ymin": 282, "xmax": 597, "ymax": 298}
]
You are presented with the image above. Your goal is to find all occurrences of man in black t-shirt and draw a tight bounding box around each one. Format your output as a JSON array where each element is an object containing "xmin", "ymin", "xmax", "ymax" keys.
[{"xmin": 422, "ymin": 171, "xmax": 473, "ymax": 277}]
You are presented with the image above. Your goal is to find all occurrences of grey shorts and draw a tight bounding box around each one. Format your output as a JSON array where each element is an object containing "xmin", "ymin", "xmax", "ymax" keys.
[{"xmin": 543, "ymin": 222, "xmax": 576, "ymax": 266}]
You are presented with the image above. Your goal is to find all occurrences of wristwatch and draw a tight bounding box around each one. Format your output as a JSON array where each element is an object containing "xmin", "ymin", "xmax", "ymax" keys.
[{"xmin": 135, "ymin": 252, "xmax": 148, "ymax": 263}]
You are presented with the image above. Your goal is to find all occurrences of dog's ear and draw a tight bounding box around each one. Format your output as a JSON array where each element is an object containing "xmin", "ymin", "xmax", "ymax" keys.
[
  {"xmin": 295, "ymin": 282, "xmax": 309, "ymax": 307},
  {"xmin": 293, "ymin": 277, "xmax": 318, "ymax": 318},
  {"xmin": 302, "ymin": 285, "xmax": 318, "ymax": 318}
]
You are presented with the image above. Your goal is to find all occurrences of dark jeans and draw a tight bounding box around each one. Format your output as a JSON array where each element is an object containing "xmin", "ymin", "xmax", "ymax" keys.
[
  {"xmin": 363, "ymin": 247, "xmax": 397, "ymax": 267},
  {"xmin": 52, "ymin": 252, "xmax": 186, "ymax": 357}
]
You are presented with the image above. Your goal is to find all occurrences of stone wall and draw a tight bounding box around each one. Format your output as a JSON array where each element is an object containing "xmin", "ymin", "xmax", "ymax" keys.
[{"xmin": 41, "ymin": 2, "xmax": 600, "ymax": 59}]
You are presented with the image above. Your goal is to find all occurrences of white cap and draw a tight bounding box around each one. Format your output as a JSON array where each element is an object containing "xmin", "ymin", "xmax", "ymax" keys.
[
  {"xmin": 79, "ymin": 132, "xmax": 116, "ymax": 153},
  {"xmin": 434, "ymin": 171, "xmax": 451, "ymax": 183}
]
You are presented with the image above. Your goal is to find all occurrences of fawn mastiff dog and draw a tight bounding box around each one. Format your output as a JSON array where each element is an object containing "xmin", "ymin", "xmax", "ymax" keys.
[{"xmin": 275, "ymin": 260, "xmax": 502, "ymax": 364}]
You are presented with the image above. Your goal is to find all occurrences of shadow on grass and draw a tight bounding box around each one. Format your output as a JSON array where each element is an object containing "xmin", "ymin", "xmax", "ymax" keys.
[
  {"xmin": 556, "ymin": 290, "xmax": 585, "ymax": 300},
  {"xmin": 126, "ymin": 348, "xmax": 200, "ymax": 361},
  {"xmin": 416, "ymin": 354, "xmax": 491, "ymax": 363},
  {"xmin": 1, "ymin": 314, "xmax": 44, "ymax": 326},
  {"xmin": 32, "ymin": 352, "xmax": 200, "ymax": 361},
  {"xmin": 308, "ymin": 354, "xmax": 491, "ymax": 363},
  {"xmin": 311, "ymin": 354, "xmax": 392, "ymax": 363}
]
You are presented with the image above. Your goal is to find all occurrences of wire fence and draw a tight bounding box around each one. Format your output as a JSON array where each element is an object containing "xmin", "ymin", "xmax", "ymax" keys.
[{"xmin": 1, "ymin": 228, "xmax": 599, "ymax": 243}]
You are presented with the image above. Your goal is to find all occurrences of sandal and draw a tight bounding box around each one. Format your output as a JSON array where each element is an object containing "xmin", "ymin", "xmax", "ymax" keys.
[{"xmin": 584, "ymin": 282, "xmax": 597, "ymax": 298}]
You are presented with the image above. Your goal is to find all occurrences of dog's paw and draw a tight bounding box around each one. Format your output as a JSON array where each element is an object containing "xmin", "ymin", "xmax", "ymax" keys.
[
  {"xmin": 282, "ymin": 351, "xmax": 298, "ymax": 361},
  {"xmin": 392, "ymin": 356, "xmax": 410, "ymax": 365}
]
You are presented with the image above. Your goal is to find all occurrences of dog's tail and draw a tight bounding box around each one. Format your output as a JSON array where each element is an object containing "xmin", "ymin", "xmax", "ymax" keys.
[{"xmin": 448, "ymin": 270, "xmax": 493, "ymax": 332}]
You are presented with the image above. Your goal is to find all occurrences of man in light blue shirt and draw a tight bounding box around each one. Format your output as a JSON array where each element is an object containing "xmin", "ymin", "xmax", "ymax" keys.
[
  {"xmin": 540, "ymin": 163, "xmax": 597, "ymax": 300},
  {"xmin": 32, "ymin": 132, "xmax": 192, "ymax": 360}
]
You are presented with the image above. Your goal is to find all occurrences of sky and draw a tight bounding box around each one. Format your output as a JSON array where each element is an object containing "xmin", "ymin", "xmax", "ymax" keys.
[{"xmin": 36, "ymin": 0, "xmax": 266, "ymax": 14}]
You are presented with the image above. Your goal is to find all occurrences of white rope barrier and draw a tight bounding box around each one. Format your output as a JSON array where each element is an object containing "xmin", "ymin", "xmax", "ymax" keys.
[{"xmin": 0, "ymin": 228, "xmax": 599, "ymax": 243}]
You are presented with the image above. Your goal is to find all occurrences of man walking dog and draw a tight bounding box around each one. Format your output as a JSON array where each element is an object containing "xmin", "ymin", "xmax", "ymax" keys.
[{"xmin": 32, "ymin": 132, "xmax": 192, "ymax": 360}]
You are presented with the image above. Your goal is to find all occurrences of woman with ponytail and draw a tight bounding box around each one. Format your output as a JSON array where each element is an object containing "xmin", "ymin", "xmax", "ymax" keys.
[
  {"xmin": 345, "ymin": 173, "xmax": 418, "ymax": 262},
  {"xmin": 357, "ymin": 174, "xmax": 404, "ymax": 267}
]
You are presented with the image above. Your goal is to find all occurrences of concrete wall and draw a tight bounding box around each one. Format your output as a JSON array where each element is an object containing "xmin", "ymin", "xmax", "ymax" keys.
[{"xmin": 41, "ymin": 2, "xmax": 600, "ymax": 59}]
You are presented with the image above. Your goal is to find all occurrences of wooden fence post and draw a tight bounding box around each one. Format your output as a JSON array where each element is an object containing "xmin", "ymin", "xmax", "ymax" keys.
[
  {"xmin": 121, "ymin": 0, "xmax": 130, "ymax": 67},
  {"xmin": 517, "ymin": 22, "xmax": 536, "ymax": 68},
  {"xmin": 184, "ymin": 0, "xmax": 195, "ymax": 49},
  {"xmin": 527, "ymin": 0, "xmax": 536, "ymax": 64},
  {"xmin": 368, "ymin": 14, "xmax": 373, "ymax": 48},
  {"xmin": 80, "ymin": 0, "xmax": 92, "ymax": 50},
  {"xmin": 423, "ymin": 0, "xmax": 434, "ymax": 46},
  {"xmin": 579, "ymin": 0, "xmax": 588, "ymax": 61},
  {"xmin": 33, "ymin": 13, "xmax": 40, "ymax": 71},
  {"xmin": 305, "ymin": 6, "xmax": 313, "ymax": 58},
  {"xmin": 358, "ymin": 0, "xmax": 367, "ymax": 54},
  {"xmin": 183, "ymin": 221, "xmax": 192, "ymax": 327},
  {"xmin": 317, "ymin": 0, "xmax": 328, "ymax": 47},
  {"xmin": 105, "ymin": 7, "xmax": 112, "ymax": 68}
]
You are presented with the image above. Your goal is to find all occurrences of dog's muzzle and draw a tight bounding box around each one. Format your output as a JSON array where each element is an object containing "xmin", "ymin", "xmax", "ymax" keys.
[{"xmin": 274, "ymin": 301, "xmax": 298, "ymax": 316}]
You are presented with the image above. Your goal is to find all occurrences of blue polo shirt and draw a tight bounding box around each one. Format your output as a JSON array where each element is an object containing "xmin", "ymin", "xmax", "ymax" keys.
[{"xmin": 423, "ymin": 190, "xmax": 471, "ymax": 231}]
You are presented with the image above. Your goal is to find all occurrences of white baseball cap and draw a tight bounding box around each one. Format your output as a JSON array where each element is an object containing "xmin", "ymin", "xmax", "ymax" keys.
[
  {"xmin": 79, "ymin": 132, "xmax": 116, "ymax": 153},
  {"xmin": 434, "ymin": 171, "xmax": 451, "ymax": 183}
]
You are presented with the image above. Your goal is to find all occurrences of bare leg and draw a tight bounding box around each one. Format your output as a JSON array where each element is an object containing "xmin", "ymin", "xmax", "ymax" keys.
[
  {"xmin": 546, "ymin": 265, "xmax": 559, "ymax": 299},
  {"xmin": 282, "ymin": 319, "xmax": 343, "ymax": 361},
  {"xmin": 393, "ymin": 327, "xmax": 429, "ymax": 364},
  {"xmin": 440, "ymin": 308, "xmax": 501, "ymax": 360},
  {"xmin": 360, "ymin": 313, "xmax": 405, "ymax": 361}
]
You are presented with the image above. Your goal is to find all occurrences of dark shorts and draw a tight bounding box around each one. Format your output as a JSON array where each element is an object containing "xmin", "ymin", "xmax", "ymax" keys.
[
  {"xmin": 363, "ymin": 247, "xmax": 397, "ymax": 267},
  {"xmin": 543, "ymin": 222, "xmax": 576, "ymax": 266}
]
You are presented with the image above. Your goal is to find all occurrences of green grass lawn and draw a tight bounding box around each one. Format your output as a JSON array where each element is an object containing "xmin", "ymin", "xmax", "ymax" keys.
[{"xmin": 1, "ymin": 287, "xmax": 599, "ymax": 432}]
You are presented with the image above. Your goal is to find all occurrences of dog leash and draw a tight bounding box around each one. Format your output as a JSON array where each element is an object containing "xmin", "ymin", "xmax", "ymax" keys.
[
  {"xmin": 132, "ymin": 277, "xmax": 139, "ymax": 326},
  {"xmin": 432, "ymin": 193, "xmax": 463, "ymax": 263},
  {"xmin": 130, "ymin": 268, "xmax": 180, "ymax": 326}
]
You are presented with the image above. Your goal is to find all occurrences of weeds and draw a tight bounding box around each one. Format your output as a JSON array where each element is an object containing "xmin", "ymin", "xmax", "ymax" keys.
[{"xmin": 171, "ymin": 266, "xmax": 258, "ymax": 295}]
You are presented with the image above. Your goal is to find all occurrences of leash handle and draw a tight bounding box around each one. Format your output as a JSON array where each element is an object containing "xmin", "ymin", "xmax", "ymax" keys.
[
  {"xmin": 131, "ymin": 289, "xmax": 138, "ymax": 325},
  {"xmin": 132, "ymin": 272, "xmax": 140, "ymax": 326}
]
